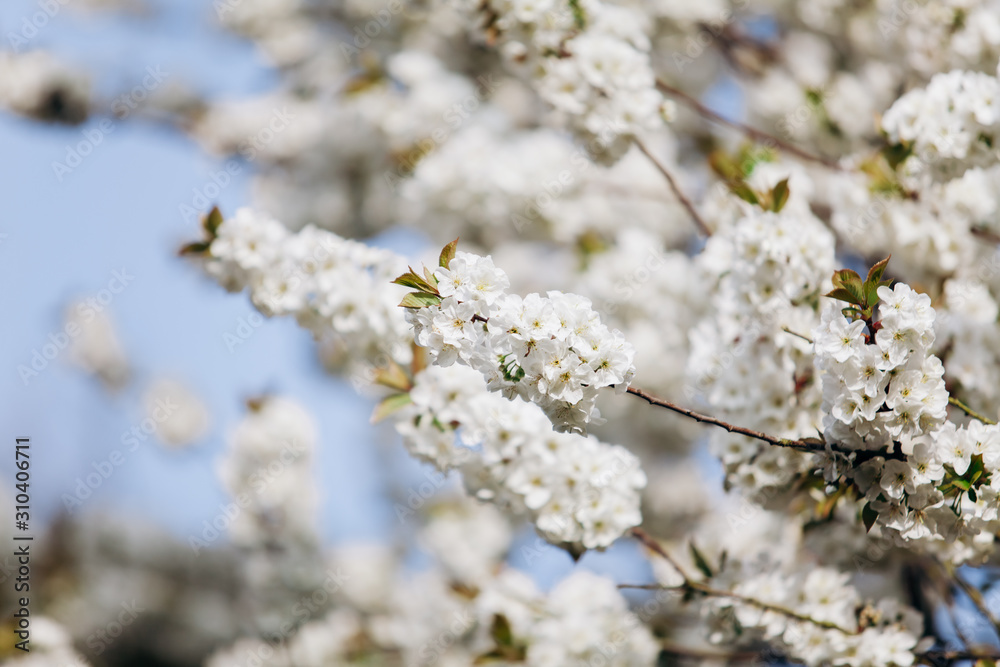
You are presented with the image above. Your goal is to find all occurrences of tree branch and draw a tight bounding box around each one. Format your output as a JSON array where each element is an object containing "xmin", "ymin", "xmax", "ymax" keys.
[
  {"xmin": 626, "ymin": 529, "xmax": 857, "ymax": 634},
  {"xmin": 948, "ymin": 396, "xmax": 997, "ymax": 425},
  {"xmin": 656, "ymin": 79, "xmax": 844, "ymax": 171},
  {"xmin": 941, "ymin": 560, "xmax": 1000, "ymax": 641},
  {"xmin": 633, "ymin": 138, "xmax": 713, "ymax": 237},
  {"xmin": 625, "ymin": 386, "xmax": 905, "ymax": 461}
]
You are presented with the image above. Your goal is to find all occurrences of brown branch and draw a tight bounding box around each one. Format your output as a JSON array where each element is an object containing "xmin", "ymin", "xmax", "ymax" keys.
[
  {"xmin": 630, "ymin": 527, "xmax": 692, "ymax": 580},
  {"xmin": 625, "ymin": 386, "xmax": 905, "ymax": 461},
  {"xmin": 620, "ymin": 581, "xmax": 856, "ymax": 634},
  {"xmin": 782, "ymin": 327, "xmax": 814, "ymax": 344},
  {"xmin": 634, "ymin": 138, "xmax": 713, "ymax": 237},
  {"xmin": 948, "ymin": 396, "xmax": 997, "ymax": 426},
  {"xmin": 626, "ymin": 529, "xmax": 857, "ymax": 634},
  {"xmin": 656, "ymin": 80, "xmax": 844, "ymax": 171},
  {"xmin": 942, "ymin": 560, "xmax": 1000, "ymax": 641}
]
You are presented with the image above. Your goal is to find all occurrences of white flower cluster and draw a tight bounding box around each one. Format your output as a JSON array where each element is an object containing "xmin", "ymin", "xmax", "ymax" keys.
[
  {"xmin": 368, "ymin": 566, "xmax": 658, "ymax": 667},
  {"xmin": 64, "ymin": 303, "xmax": 131, "ymax": 392},
  {"xmin": 397, "ymin": 364, "xmax": 645, "ymax": 551},
  {"xmin": 0, "ymin": 51, "xmax": 90, "ymax": 124},
  {"xmin": 688, "ymin": 194, "xmax": 836, "ymax": 496},
  {"xmin": 939, "ymin": 277, "xmax": 1000, "ymax": 410},
  {"xmin": 399, "ymin": 125, "xmax": 582, "ymax": 244},
  {"xmin": 822, "ymin": 167, "xmax": 988, "ymax": 284},
  {"xmin": 401, "ymin": 127, "xmax": 695, "ymax": 250},
  {"xmin": 225, "ymin": 499, "xmax": 655, "ymax": 667},
  {"xmin": 203, "ymin": 208, "xmax": 414, "ymax": 379},
  {"xmin": 881, "ymin": 67, "xmax": 1000, "ymax": 180},
  {"xmin": 407, "ymin": 250, "xmax": 636, "ymax": 433},
  {"xmin": 841, "ymin": 414, "xmax": 1000, "ymax": 563},
  {"xmin": 705, "ymin": 565, "xmax": 920, "ymax": 667},
  {"xmin": 142, "ymin": 378, "xmax": 210, "ymax": 449},
  {"xmin": 813, "ymin": 283, "xmax": 1000, "ymax": 561},
  {"xmin": 479, "ymin": 0, "xmax": 670, "ymax": 161},
  {"xmin": 815, "ymin": 283, "xmax": 947, "ymax": 452},
  {"xmin": 511, "ymin": 569, "xmax": 660, "ymax": 666},
  {"xmin": 216, "ymin": 396, "xmax": 318, "ymax": 546}
]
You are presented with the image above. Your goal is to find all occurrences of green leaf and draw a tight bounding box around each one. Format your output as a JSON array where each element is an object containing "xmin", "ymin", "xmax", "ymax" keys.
[
  {"xmin": 439, "ymin": 238, "xmax": 459, "ymax": 269},
  {"xmin": 399, "ymin": 292, "xmax": 442, "ymax": 308},
  {"xmin": 203, "ymin": 206, "xmax": 224, "ymax": 236},
  {"xmin": 423, "ymin": 265, "xmax": 439, "ymax": 287},
  {"xmin": 882, "ymin": 142, "xmax": 913, "ymax": 171},
  {"xmin": 178, "ymin": 241, "xmax": 211, "ymax": 256},
  {"xmin": 567, "ymin": 0, "xmax": 586, "ymax": 28},
  {"xmin": 392, "ymin": 271, "xmax": 426, "ymax": 291},
  {"xmin": 708, "ymin": 150, "xmax": 740, "ymax": 182},
  {"xmin": 967, "ymin": 453, "xmax": 985, "ymax": 484},
  {"xmin": 370, "ymin": 393, "xmax": 412, "ymax": 423},
  {"xmin": 865, "ymin": 256, "xmax": 891, "ymax": 285},
  {"xmin": 861, "ymin": 502, "xmax": 878, "ymax": 533},
  {"xmin": 771, "ymin": 178, "xmax": 790, "ymax": 212},
  {"xmin": 864, "ymin": 279, "xmax": 892, "ymax": 311},
  {"xmin": 490, "ymin": 614, "xmax": 514, "ymax": 647},
  {"xmin": 827, "ymin": 269, "xmax": 866, "ymax": 307},
  {"xmin": 825, "ymin": 288, "xmax": 865, "ymax": 306},
  {"xmin": 831, "ymin": 268, "xmax": 863, "ymax": 290},
  {"xmin": 392, "ymin": 267, "xmax": 439, "ymax": 295},
  {"xmin": 373, "ymin": 360, "xmax": 411, "ymax": 392},
  {"xmin": 729, "ymin": 181, "xmax": 759, "ymax": 206},
  {"xmin": 689, "ymin": 541, "xmax": 714, "ymax": 579}
]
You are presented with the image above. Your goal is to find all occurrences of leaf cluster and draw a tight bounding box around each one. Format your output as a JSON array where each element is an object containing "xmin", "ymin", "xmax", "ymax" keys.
[
  {"xmin": 391, "ymin": 239, "xmax": 458, "ymax": 308},
  {"xmin": 179, "ymin": 207, "xmax": 224, "ymax": 256},
  {"xmin": 823, "ymin": 256, "xmax": 892, "ymax": 320},
  {"xmin": 709, "ymin": 146, "xmax": 789, "ymax": 212}
]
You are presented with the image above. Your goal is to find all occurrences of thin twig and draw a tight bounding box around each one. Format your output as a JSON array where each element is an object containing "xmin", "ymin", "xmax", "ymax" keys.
[
  {"xmin": 656, "ymin": 80, "xmax": 844, "ymax": 171},
  {"xmin": 944, "ymin": 561, "xmax": 1000, "ymax": 641},
  {"xmin": 620, "ymin": 582, "xmax": 857, "ymax": 634},
  {"xmin": 625, "ymin": 386, "xmax": 905, "ymax": 461},
  {"xmin": 630, "ymin": 527, "xmax": 692, "ymax": 580},
  {"xmin": 626, "ymin": 529, "xmax": 857, "ymax": 634},
  {"xmin": 633, "ymin": 138, "xmax": 713, "ymax": 237},
  {"xmin": 782, "ymin": 327, "xmax": 814, "ymax": 344},
  {"xmin": 948, "ymin": 396, "xmax": 997, "ymax": 425}
]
